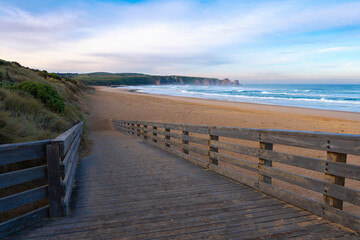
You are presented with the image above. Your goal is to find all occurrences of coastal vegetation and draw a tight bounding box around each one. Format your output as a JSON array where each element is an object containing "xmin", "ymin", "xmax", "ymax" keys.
[
  {"xmin": 60, "ymin": 72, "xmax": 240, "ymax": 86},
  {"xmin": 0, "ymin": 59, "xmax": 88, "ymax": 144}
]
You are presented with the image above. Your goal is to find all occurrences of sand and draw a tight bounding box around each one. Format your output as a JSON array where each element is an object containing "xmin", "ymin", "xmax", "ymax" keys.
[
  {"xmin": 88, "ymin": 86, "xmax": 360, "ymax": 134},
  {"xmin": 86, "ymin": 86, "xmax": 360, "ymax": 215}
]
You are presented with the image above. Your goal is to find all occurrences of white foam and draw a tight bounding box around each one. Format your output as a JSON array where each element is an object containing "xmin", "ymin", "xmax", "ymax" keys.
[{"xmin": 119, "ymin": 84, "xmax": 360, "ymax": 112}]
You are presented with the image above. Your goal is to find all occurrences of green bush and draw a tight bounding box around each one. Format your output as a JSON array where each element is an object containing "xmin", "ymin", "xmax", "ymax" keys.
[
  {"xmin": 0, "ymin": 80, "xmax": 14, "ymax": 89},
  {"xmin": 37, "ymin": 70, "xmax": 61, "ymax": 80},
  {"xmin": 47, "ymin": 73, "xmax": 61, "ymax": 80},
  {"xmin": 38, "ymin": 70, "xmax": 48, "ymax": 78},
  {"xmin": 13, "ymin": 81, "xmax": 65, "ymax": 113},
  {"xmin": 0, "ymin": 59, "xmax": 10, "ymax": 66}
]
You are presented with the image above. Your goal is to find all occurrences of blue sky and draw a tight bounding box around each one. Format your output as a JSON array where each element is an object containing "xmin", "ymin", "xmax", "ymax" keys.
[{"xmin": 1, "ymin": 0, "xmax": 360, "ymax": 83}]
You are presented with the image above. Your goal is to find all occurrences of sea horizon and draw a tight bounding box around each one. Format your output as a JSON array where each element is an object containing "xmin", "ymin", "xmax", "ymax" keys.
[{"xmin": 120, "ymin": 84, "xmax": 360, "ymax": 113}]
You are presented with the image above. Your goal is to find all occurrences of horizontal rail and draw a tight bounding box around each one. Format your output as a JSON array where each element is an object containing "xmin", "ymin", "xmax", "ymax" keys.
[
  {"xmin": 61, "ymin": 131, "xmax": 81, "ymax": 178},
  {"xmin": 163, "ymin": 139, "xmax": 208, "ymax": 156},
  {"xmin": 183, "ymin": 135, "xmax": 209, "ymax": 146},
  {"xmin": 209, "ymin": 152, "xmax": 258, "ymax": 172},
  {"xmin": 0, "ymin": 140, "xmax": 50, "ymax": 165},
  {"xmin": 113, "ymin": 119, "xmax": 360, "ymax": 233},
  {"xmin": 0, "ymin": 185, "xmax": 48, "ymax": 213},
  {"xmin": 211, "ymin": 141, "xmax": 258, "ymax": 157},
  {"xmin": 62, "ymin": 153, "xmax": 79, "ymax": 198},
  {"xmin": 53, "ymin": 121, "xmax": 83, "ymax": 157},
  {"xmin": 0, "ymin": 206, "xmax": 49, "ymax": 238},
  {"xmin": 145, "ymin": 136, "xmax": 208, "ymax": 168},
  {"xmin": 62, "ymin": 154, "xmax": 79, "ymax": 217},
  {"xmin": 0, "ymin": 165, "xmax": 47, "ymax": 189},
  {"xmin": 165, "ymin": 132, "xmax": 182, "ymax": 139}
]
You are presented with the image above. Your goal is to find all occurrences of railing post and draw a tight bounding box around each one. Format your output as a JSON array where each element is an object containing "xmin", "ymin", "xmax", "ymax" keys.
[
  {"xmin": 137, "ymin": 123, "xmax": 140, "ymax": 136},
  {"xmin": 165, "ymin": 128, "xmax": 170, "ymax": 148},
  {"xmin": 143, "ymin": 125, "xmax": 148, "ymax": 139},
  {"xmin": 324, "ymin": 152, "xmax": 346, "ymax": 210},
  {"xmin": 258, "ymin": 142, "xmax": 273, "ymax": 184},
  {"xmin": 46, "ymin": 142, "xmax": 63, "ymax": 218},
  {"xmin": 153, "ymin": 126, "xmax": 157, "ymax": 143},
  {"xmin": 209, "ymin": 134, "xmax": 219, "ymax": 165},
  {"xmin": 182, "ymin": 131, "xmax": 189, "ymax": 154}
]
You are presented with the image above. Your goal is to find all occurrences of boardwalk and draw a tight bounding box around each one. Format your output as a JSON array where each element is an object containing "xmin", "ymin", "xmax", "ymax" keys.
[{"xmin": 9, "ymin": 130, "xmax": 358, "ymax": 239}]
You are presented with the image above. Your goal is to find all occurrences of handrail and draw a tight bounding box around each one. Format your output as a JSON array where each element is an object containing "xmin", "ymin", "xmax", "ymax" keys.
[
  {"xmin": 113, "ymin": 119, "xmax": 360, "ymax": 233},
  {"xmin": 0, "ymin": 121, "xmax": 83, "ymax": 238}
]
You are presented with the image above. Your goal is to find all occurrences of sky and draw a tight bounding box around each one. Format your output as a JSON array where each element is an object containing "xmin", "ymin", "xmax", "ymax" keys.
[{"xmin": 1, "ymin": 0, "xmax": 360, "ymax": 83}]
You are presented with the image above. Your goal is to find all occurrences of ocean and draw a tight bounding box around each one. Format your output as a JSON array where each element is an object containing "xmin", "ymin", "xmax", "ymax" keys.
[{"xmin": 119, "ymin": 84, "xmax": 360, "ymax": 113}]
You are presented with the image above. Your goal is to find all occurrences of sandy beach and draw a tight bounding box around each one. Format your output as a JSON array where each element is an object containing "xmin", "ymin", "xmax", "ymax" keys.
[{"xmin": 89, "ymin": 86, "xmax": 360, "ymax": 134}]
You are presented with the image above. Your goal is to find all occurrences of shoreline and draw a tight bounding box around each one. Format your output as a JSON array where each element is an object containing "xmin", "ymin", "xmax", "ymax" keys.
[{"xmin": 96, "ymin": 86, "xmax": 360, "ymax": 122}]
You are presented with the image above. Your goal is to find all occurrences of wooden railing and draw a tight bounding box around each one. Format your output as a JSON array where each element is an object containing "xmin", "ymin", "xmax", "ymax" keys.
[
  {"xmin": 113, "ymin": 120, "xmax": 360, "ymax": 233},
  {"xmin": 0, "ymin": 121, "xmax": 83, "ymax": 238}
]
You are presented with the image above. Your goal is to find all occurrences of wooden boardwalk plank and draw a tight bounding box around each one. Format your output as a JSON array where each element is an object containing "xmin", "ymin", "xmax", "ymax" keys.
[{"xmin": 8, "ymin": 130, "xmax": 358, "ymax": 239}]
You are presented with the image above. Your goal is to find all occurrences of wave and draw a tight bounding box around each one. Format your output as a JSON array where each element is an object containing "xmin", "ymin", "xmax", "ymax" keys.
[
  {"xmin": 175, "ymin": 90, "xmax": 360, "ymax": 104},
  {"xmin": 119, "ymin": 84, "xmax": 360, "ymax": 112}
]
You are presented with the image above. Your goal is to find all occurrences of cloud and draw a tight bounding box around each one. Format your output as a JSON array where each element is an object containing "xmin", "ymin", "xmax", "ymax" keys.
[
  {"xmin": 1, "ymin": 0, "xmax": 360, "ymax": 82},
  {"xmin": 317, "ymin": 47, "xmax": 347, "ymax": 52},
  {"xmin": 85, "ymin": 51, "xmax": 231, "ymax": 73},
  {"xmin": 53, "ymin": 1, "xmax": 360, "ymax": 57},
  {"xmin": 0, "ymin": 7, "xmax": 80, "ymax": 32},
  {"xmin": 317, "ymin": 63, "xmax": 341, "ymax": 68},
  {"xmin": 0, "ymin": 4, "xmax": 86, "ymax": 53}
]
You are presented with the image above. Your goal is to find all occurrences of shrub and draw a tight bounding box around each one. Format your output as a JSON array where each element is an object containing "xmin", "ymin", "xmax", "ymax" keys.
[
  {"xmin": 47, "ymin": 73, "xmax": 61, "ymax": 80},
  {"xmin": 37, "ymin": 71, "xmax": 62, "ymax": 80},
  {"xmin": 0, "ymin": 59, "xmax": 10, "ymax": 66},
  {"xmin": 38, "ymin": 70, "xmax": 48, "ymax": 78},
  {"xmin": 0, "ymin": 80, "xmax": 14, "ymax": 89},
  {"xmin": 12, "ymin": 81, "xmax": 65, "ymax": 113}
]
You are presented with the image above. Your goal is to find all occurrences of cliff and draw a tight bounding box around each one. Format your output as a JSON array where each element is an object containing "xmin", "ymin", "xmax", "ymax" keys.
[{"xmin": 60, "ymin": 73, "xmax": 241, "ymax": 86}]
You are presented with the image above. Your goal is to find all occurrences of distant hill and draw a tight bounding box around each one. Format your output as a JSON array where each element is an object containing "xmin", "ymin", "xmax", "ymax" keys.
[
  {"xmin": 0, "ymin": 59, "xmax": 88, "ymax": 143},
  {"xmin": 59, "ymin": 72, "xmax": 241, "ymax": 86}
]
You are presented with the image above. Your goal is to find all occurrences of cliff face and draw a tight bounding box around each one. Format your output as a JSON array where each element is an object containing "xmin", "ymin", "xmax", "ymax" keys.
[
  {"xmin": 63, "ymin": 72, "xmax": 241, "ymax": 86},
  {"xmin": 157, "ymin": 76, "xmax": 239, "ymax": 86}
]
